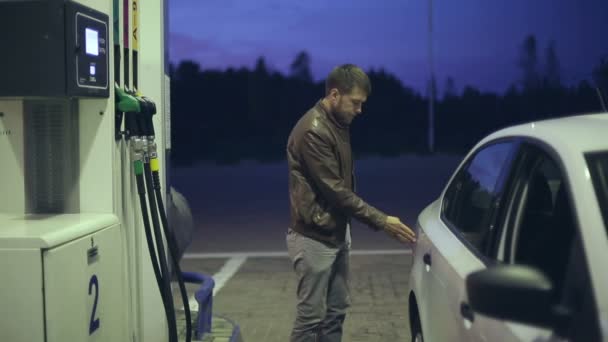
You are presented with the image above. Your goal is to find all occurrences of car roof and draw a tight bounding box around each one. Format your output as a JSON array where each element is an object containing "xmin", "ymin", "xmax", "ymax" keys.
[{"xmin": 482, "ymin": 112, "xmax": 608, "ymax": 153}]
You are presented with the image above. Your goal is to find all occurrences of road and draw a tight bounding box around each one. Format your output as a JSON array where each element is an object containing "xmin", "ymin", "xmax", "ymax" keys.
[{"xmin": 171, "ymin": 154, "xmax": 462, "ymax": 341}]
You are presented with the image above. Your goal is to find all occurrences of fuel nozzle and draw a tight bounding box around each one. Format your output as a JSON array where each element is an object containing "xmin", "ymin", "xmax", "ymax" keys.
[
  {"xmin": 137, "ymin": 95, "xmax": 159, "ymax": 187},
  {"xmin": 115, "ymin": 84, "xmax": 143, "ymax": 140},
  {"xmin": 115, "ymin": 83, "xmax": 158, "ymax": 139},
  {"xmin": 129, "ymin": 91, "xmax": 158, "ymax": 162},
  {"xmin": 139, "ymin": 95, "xmax": 157, "ymax": 138},
  {"xmin": 129, "ymin": 88, "xmax": 157, "ymax": 140},
  {"xmin": 115, "ymin": 83, "xmax": 141, "ymax": 113},
  {"xmin": 114, "ymin": 84, "xmax": 161, "ymax": 169}
]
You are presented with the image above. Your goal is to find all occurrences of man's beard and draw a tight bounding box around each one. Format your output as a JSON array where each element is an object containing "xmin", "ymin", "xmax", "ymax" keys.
[
  {"xmin": 332, "ymin": 102, "xmax": 352, "ymax": 126},
  {"xmin": 331, "ymin": 110, "xmax": 351, "ymax": 126}
]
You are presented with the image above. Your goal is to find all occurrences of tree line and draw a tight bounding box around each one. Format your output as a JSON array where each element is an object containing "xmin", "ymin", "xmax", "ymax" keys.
[{"xmin": 170, "ymin": 35, "xmax": 608, "ymax": 165}]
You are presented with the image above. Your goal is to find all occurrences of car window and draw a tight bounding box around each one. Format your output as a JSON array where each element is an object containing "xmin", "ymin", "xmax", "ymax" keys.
[
  {"xmin": 585, "ymin": 151, "xmax": 608, "ymax": 238},
  {"xmin": 442, "ymin": 141, "xmax": 518, "ymax": 253},
  {"xmin": 507, "ymin": 146, "xmax": 575, "ymax": 297}
]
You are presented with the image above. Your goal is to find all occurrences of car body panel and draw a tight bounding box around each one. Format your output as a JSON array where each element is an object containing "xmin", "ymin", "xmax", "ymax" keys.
[
  {"xmin": 481, "ymin": 113, "xmax": 608, "ymax": 327},
  {"xmin": 409, "ymin": 113, "xmax": 608, "ymax": 342},
  {"xmin": 414, "ymin": 199, "xmax": 554, "ymax": 342}
]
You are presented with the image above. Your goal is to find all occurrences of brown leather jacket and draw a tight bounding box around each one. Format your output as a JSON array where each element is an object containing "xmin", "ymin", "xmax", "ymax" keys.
[{"xmin": 287, "ymin": 100, "xmax": 387, "ymax": 246}]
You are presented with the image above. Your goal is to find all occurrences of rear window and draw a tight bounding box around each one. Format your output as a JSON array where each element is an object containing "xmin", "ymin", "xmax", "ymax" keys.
[{"xmin": 585, "ymin": 151, "xmax": 608, "ymax": 238}]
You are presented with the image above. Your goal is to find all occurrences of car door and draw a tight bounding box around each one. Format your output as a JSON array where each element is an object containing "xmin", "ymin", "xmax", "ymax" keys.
[
  {"xmin": 476, "ymin": 142, "xmax": 604, "ymax": 342},
  {"xmin": 421, "ymin": 140, "xmax": 519, "ymax": 342},
  {"xmin": 466, "ymin": 142, "xmax": 562, "ymax": 341}
]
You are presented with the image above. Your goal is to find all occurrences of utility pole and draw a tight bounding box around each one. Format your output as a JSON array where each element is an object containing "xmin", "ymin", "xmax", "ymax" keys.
[{"xmin": 427, "ymin": 0, "xmax": 435, "ymax": 153}]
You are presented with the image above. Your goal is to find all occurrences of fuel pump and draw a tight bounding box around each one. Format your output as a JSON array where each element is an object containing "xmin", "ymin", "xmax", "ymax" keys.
[
  {"xmin": 140, "ymin": 93, "xmax": 194, "ymax": 342},
  {"xmin": 116, "ymin": 85, "xmax": 193, "ymax": 342},
  {"xmin": 0, "ymin": 1, "xmax": 237, "ymax": 341},
  {"xmin": 115, "ymin": 0, "xmax": 195, "ymax": 339}
]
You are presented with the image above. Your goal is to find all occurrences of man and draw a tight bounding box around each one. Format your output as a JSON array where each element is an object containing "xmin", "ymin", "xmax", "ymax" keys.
[{"xmin": 286, "ymin": 64, "xmax": 416, "ymax": 342}]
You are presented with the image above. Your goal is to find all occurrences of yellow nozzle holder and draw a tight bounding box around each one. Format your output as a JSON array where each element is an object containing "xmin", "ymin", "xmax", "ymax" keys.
[{"xmin": 150, "ymin": 157, "xmax": 160, "ymax": 172}]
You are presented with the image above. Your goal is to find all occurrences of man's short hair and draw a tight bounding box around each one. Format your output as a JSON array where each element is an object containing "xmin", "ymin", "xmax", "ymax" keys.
[{"xmin": 325, "ymin": 64, "xmax": 371, "ymax": 96}]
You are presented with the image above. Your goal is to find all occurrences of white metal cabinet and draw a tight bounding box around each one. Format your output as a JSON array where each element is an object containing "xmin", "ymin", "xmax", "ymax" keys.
[
  {"xmin": 0, "ymin": 214, "xmax": 127, "ymax": 342},
  {"xmin": 0, "ymin": 247, "xmax": 45, "ymax": 342},
  {"xmin": 44, "ymin": 224, "xmax": 125, "ymax": 342}
]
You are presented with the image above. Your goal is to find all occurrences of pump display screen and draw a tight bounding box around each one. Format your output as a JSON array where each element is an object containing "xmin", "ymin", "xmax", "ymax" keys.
[
  {"xmin": 85, "ymin": 28, "xmax": 99, "ymax": 56},
  {"xmin": 71, "ymin": 4, "xmax": 108, "ymax": 96}
]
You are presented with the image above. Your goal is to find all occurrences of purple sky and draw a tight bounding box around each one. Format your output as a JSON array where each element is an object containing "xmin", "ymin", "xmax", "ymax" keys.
[{"xmin": 169, "ymin": 0, "xmax": 608, "ymax": 94}]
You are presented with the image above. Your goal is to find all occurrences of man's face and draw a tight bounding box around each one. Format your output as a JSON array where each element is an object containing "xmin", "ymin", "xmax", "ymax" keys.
[{"xmin": 332, "ymin": 87, "xmax": 367, "ymax": 125}]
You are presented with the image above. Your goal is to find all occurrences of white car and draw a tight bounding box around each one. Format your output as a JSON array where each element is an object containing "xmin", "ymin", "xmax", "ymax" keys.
[{"xmin": 408, "ymin": 113, "xmax": 608, "ymax": 342}]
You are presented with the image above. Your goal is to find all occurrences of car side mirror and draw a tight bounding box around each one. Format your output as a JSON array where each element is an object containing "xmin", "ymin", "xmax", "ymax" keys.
[{"xmin": 466, "ymin": 265, "xmax": 569, "ymax": 329}]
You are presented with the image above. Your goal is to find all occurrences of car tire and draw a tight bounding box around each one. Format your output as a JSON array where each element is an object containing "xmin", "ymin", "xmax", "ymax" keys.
[{"xmin": 411, "ymin": 312, "xmax": 424, "ymax": 342}]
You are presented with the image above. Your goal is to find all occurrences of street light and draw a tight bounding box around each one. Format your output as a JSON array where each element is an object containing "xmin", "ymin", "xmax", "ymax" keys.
[{"xmin": 427, "ymin": 0, "xmax": 435, "ymax": 153}]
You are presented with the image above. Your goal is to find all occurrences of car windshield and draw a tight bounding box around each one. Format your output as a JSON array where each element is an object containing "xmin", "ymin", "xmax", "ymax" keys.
[{"xmin": 586, "ymin": 151, "xmax": 608, "ymax": 239}]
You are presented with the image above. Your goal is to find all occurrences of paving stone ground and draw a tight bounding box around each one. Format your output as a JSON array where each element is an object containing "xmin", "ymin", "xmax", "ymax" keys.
[{"xmin": 176, "ymin": 254, "xmax": 414, "ymax": 342}]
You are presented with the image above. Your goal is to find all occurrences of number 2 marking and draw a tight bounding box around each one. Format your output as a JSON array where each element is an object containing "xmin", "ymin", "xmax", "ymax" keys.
[{"xmin": 88, "ymin": 275, "xmax": 100, "ymax": 335}]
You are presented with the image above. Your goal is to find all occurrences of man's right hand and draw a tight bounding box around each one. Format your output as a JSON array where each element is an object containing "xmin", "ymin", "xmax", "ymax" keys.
[{"xmin": 384, "ymin": 216, "xmax": 416, "ymax": 243}]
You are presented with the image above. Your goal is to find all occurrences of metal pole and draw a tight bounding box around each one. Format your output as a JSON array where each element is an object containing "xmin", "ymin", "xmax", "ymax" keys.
[{"xmin": 427, "ymin": 0, "xmax": 435, "ymax": 153}]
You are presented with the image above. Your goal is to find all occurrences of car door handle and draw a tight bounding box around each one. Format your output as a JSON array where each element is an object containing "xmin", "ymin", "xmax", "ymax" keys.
[
  {"xmin": 423, "ymin": 253, "xmax": 432, "ymax": 266},
  {"xmin": 460, "ymin": 302, "xmax": 475, "ymax": 322}
]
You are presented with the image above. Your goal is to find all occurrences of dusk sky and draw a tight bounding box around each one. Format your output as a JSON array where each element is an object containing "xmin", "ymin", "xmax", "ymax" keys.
[{"xmin": 169, "ymin": 0, "xmax": 608, "ymax": 94}]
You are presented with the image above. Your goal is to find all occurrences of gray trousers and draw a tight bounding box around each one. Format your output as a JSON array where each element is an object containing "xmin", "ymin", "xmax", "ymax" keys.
[{"xmin": 286, "ymin": 228, "xmax": 351, "ymax": 342}]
